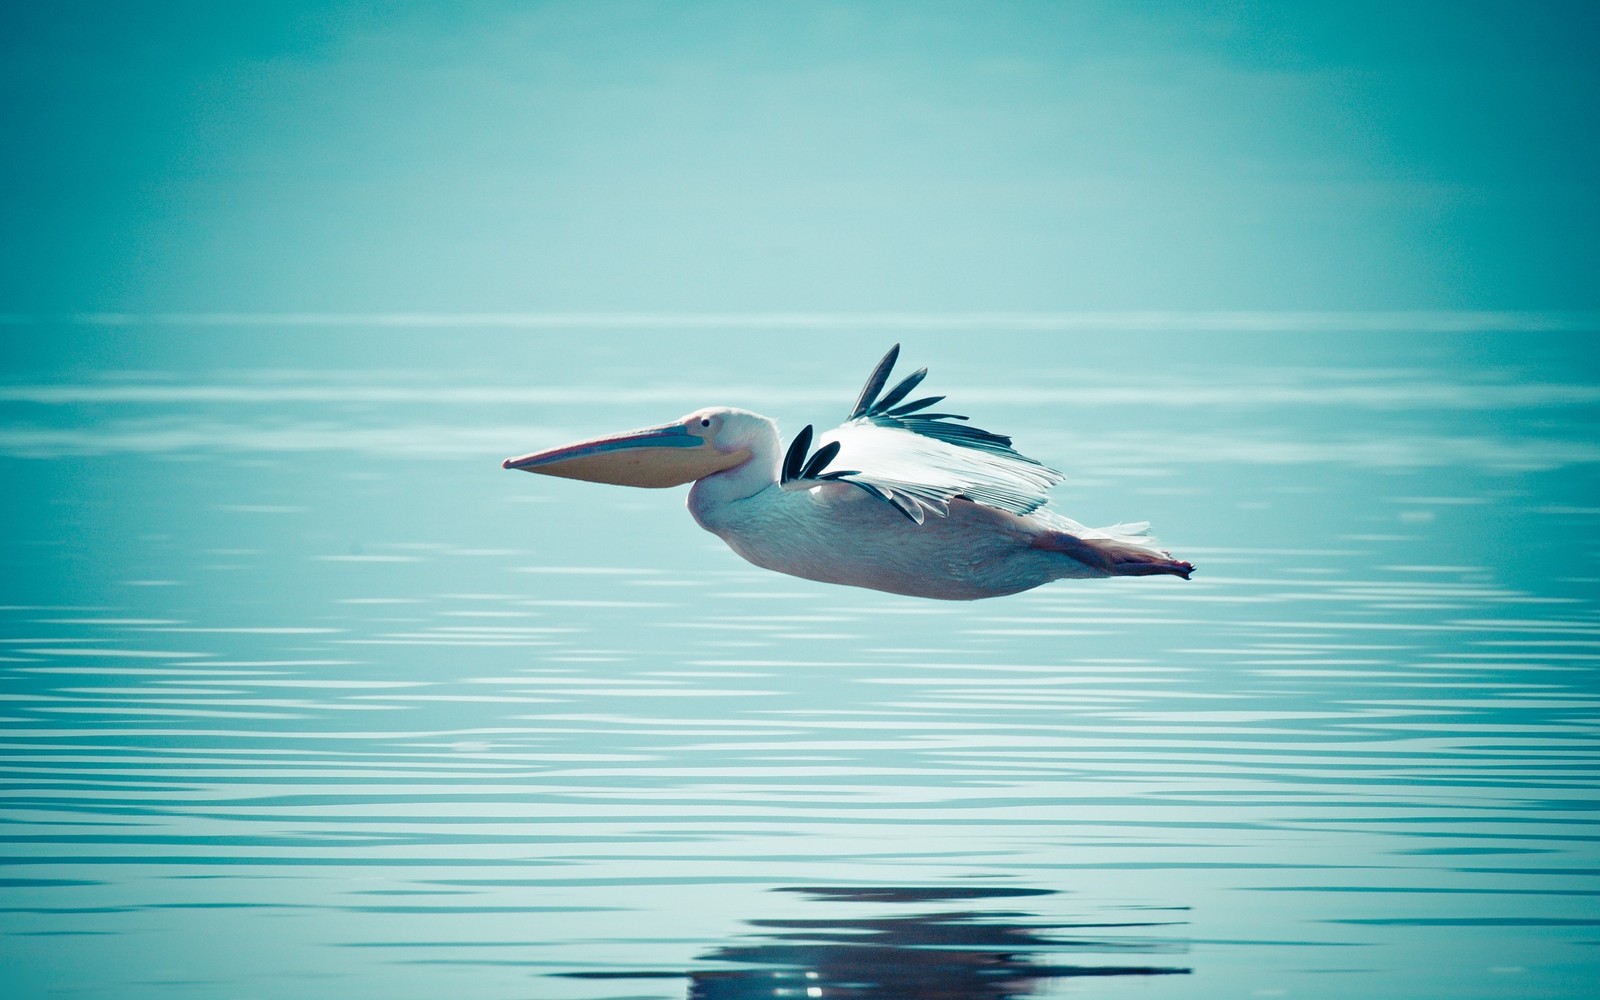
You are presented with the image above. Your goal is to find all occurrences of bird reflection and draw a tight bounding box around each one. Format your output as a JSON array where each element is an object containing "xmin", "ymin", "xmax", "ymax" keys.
[{"xmin": 566, "ymin": 885, "xmax": 1189, "ymax": 999}]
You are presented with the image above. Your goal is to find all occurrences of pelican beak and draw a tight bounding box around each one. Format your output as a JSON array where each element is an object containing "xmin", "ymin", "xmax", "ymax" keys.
[{"xmin": 502, "ymin": 420, "xmax": 750, "ymax": 488}]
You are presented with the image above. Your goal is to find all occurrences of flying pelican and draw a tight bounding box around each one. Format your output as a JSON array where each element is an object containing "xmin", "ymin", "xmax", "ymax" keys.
[{"xmin": 502, "ymin": 345, "xmax": 1193, "ymax": 600}]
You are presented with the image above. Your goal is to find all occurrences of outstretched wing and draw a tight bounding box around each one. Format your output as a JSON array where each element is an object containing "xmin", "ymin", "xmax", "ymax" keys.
[{"xmin": 781, "ymin": 344, "xmax": 1063, "ymax": 524}]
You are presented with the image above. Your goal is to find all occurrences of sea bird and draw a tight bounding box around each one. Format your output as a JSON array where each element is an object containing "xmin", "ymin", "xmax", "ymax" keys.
[{"xmin": 502, "ymin": 345, "xmax": 1193, "ymax": 600}]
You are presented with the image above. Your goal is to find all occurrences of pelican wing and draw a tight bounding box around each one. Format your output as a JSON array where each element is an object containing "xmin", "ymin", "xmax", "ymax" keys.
[{"xmin": 781, "ymin": 345, "xmax": 1063, "ymax": 524}]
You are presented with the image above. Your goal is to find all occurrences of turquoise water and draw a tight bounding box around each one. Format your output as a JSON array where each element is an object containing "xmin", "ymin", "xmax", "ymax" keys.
[{"xmin": 2, "ymin": 322, "xmax": 1597, "ymax": 998}]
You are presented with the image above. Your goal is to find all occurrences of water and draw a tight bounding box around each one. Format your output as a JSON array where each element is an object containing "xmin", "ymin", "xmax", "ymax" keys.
[{"xmin": 2, "ymin": 321, "xmax": 1597, "ymax": 999}]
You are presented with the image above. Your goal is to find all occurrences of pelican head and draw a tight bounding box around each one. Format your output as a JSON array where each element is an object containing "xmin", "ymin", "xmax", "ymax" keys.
[{"xmin": 502, "ymin": 407, "xmax": 769, "ymax": 488}]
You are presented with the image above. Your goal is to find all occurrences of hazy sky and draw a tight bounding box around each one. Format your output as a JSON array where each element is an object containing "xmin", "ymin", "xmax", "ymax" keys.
[{"xmin": 3, "ymin": 1, "xmax": 1596, "ymax": 315}]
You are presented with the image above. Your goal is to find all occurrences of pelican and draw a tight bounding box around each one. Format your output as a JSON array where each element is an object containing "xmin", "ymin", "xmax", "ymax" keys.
[{"xmin": 502, "ymin": 345, "xmax": 1193, "ymax": 600}]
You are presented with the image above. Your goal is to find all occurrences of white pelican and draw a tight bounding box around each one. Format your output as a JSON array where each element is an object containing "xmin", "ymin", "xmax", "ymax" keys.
[{"xmin": 503, "ymin": 345, "xmax": 1193, "ymax": 600}]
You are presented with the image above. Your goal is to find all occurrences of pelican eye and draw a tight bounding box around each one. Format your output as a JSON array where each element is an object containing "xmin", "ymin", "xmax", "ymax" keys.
[{"xmin": 699, "ymin": 417, "xmax": 712, "ymax": 427}]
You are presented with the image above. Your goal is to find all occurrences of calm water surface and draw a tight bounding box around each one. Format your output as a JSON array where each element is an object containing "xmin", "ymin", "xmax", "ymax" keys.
[{"xmin": 2, "ymin": 325, "xmax": 1597, "ymax": 998}]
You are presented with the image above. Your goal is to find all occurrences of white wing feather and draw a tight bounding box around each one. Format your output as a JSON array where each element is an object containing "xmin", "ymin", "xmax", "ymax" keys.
[
  {"xmin": 810, "ymin": 420, "xmax": 1063, "ymax": 524},
  {"xmin": 776, "ymin": 344, "xmax": 1065, "ymax": 524}
]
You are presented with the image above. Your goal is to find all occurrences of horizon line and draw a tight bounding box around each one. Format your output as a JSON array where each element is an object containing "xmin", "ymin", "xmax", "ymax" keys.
[{"xmin": 2, "ymin": 309, "xmax": 1597, "ymax": 332}]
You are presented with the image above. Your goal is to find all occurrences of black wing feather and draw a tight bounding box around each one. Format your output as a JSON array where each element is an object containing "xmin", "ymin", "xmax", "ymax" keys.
[
  {"xmin": 886, "ymin": 394, "xmax": 944, "ymax": 416},
  {"xmin": 848, "ymin": 344, "xmax": 900, "ymax": 420},
  {"xmin": 783, "ymin": 428, "xmax": 857, "ymax": 486},
  {"xmin": 846, "ymin": 345, "xmax": 1024, "ymax": 458},
  {"xmin": 780, "ymin": 425, "xmax": 813, "ymax": 484},
  {"xmin": 873, "ymin": 367, "xmax": 928, "ymax": 413},
  {"xmin": 798, "ymin": 440, "xmax": 841, "ymax": 480}
]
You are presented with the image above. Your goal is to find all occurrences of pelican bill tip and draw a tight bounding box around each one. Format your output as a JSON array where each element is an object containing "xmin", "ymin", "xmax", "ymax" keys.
[{"xmin": 502, "ymin": 452, "xmax": 543, "ymax": 472}]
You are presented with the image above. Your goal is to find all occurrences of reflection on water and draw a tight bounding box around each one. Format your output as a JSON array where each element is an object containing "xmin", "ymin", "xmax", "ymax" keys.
[
  {"xmin": 566, "ymin": 886, "xmax": 1188, "ymax": 998},
  {"xmin": 1, "ymin": 326, "xmax": 1597, "ymax": 999}
]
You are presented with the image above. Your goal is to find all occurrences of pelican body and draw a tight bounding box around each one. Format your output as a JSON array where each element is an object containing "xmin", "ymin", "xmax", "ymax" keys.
[{"xmin": 503, "ymin": 346, "xmax": 1192, "ymax": 600}]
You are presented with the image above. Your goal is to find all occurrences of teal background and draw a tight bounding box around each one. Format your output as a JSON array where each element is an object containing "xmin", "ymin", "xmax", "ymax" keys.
[{"xmin": 3, "ymin": 1, "xmax": 1597, "ymax": 315}]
